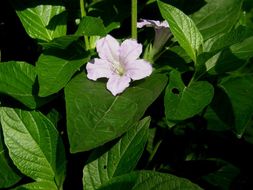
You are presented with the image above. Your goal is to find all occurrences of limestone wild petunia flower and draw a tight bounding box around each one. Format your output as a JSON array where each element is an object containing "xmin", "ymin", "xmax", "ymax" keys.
[
  {"xmin": 86, "ymin": 35, "xmax": 153, "ymax": 96},
  {"xmin": 137, "ymin": 19, "xmax": 171, "ymax": 62}
]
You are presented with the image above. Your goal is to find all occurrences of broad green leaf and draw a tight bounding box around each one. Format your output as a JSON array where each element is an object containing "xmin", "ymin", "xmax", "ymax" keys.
[
  {"xmin": 83, "ymin": 117, "xmax": 150, "ymax": 190},
  {"xmin": 158, "ymin": 1, "xmax": 203, "ymax": 63},
  {"xmin": 65, "ymin": 73, "xmax": 168, "ymax": 153},
  {"xmin": 40, "ymin": 35, "xmax": 80, "ymax": 49},
  {"xmin": 98, "ymin": 171, "xmax": 203, "ymax": 190},
  {"xmin": 204, "ymin": 107, "xmax": 230, "ymax": 131},
  {"xmin": 0, "ymin": 61, "xmax": 46, "ymax": 109},
  {"xmin": 0, "ymin": 108, "xmax": 66, "ymax": 188},
  {"xmin": 13, "ymin": 181, "xmax": 58, "ymax": 190},
  {"xmin": 10, "ymin": 0, "xmax": 67, "ymax": 42},
  {"xmin": 230, "ymin": 36, "xmax": 253, "ymax": 60},
  {"xmin": 202, "ymin": 160, "xmax": 240, "ymax": 190},
  {"xmin": 209, "ymin": 26, "xmax": 253, "ymax": 53},
  {"xmin": 0, "ymin": 127, "xmax": 21, "ymax": 188},
  {"xmin": 191, "ymin": 0, "xmax": 243, "ymax": 40},
  {"xmin": 36, "ymin": 40, "xmax": 90, "ymax": 97},
  {"xmin": 205, "ymin": 49, "xmax": 245, "ymax": 75},
  {"xmin": 219, "ymin": 75, "xmax": 253, "ymax": 136},
  {"xmin": 89, "ymin": 0, "xmax": 130, "ymax": 27},
  {"xmin": 164, "ymin": 70, "xmax": 214, "ymax": 121},
  {"xmin": 75, "ymin": 16, "xmax": 107, "ymax": 36}
]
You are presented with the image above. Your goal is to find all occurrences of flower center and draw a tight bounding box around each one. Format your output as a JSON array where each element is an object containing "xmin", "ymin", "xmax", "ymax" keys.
[{"xmin": 112, "ymin": 61, "xmax": 125, "ymax": 76}]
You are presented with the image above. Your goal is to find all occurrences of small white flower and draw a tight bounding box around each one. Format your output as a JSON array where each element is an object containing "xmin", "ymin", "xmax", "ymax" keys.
[{"xmin": 86, "ymin": 35, "xmax": 152, "ymax": 96}]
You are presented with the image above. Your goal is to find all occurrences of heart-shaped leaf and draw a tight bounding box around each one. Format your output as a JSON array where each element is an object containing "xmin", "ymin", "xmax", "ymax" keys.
[
  {"xmin": 65, "ymin": 73, "xmax": 168, "ymax": 153},
  {"xmin": 164, "ymin": 70, "xmax": 214, "ymax": 121}
]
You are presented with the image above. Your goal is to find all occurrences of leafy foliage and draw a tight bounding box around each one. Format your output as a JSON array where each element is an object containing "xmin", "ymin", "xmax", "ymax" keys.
[{"xmin": 1, "ymin": 0, "xmax": 253, "ymax": 189}]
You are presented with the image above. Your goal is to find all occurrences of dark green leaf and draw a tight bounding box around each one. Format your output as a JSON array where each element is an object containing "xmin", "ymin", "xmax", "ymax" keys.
[
  {"xmin": 88, "ymin": 0, "xmax": 130, "ymax": 27},
  {"xmin": 75, "ymin": 16, "xmax": 107, "ymax": 36},
  {"xmin": 13, "ymin": 181, "xmax": 58, "ymax": 190},
  {"xmin": 40, "ymin": 35, "xmax": 80, "ymax": 49},
  {"xmin": 205, "ymin": 49, "xmax": 245, "ymax": 75},
  {"xmin": 0, "ymin": 61, "xmax": 46, "ymax": 109},
  {"xmin": 209, "ymin": 26, "xmax": 253, "ymax": 52},
  {"xmin": 158, "ymin": 1, "xmax": 203, "ymax": 63},
  {"xmin": 0, "ymin": 127, "xmax": 21, "ymax": 188},
  {"xmin": 0, "ymin": 108, "xmax": 66, "ymax": 188},
  {"xmin": 10, "ymin": 0, "xmax": 67, "ymax": 42},
  {"xmin": 219, "ymin": 75, "xmax": 253, "ymax": 136},
  {"xmin": 98, "ymin": 171, "xmax": 203, "ymax": 190},
  {"xmin": 83, "ymin": 117, "xmax": 150, "ymax": 190},
  {"xmin": 204, "ymin": 107, "xmax": 230, "ymax": 131},
  {"xmin": 164, "ymin": 70, "xmax": 214, "ymax": 121},
  {"xmin": 36, "ymin": 41, "xmax": 90, "ymax": 97},
  {"xmin": 65, "ymin": 73, "xmax": 168, "ymax": 153},
  {"xmin": 202, "ymin": 160, "xmax": 240, "ymax": 190},
  {"xmin": 191, "ymin": 0, "xmax": 243, "ymax": 40},
  {"xmin": 230, "ymin": 36, "xmax": 253, "ymax": 60}
]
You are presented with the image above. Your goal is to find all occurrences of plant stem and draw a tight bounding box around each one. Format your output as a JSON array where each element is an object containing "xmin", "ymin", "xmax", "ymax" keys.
[
  {"xmin": 131, "ymin": 0, "xmax": 137, "ymax": 39},
  {"xmin": 80, "ymin": 0, "xmax": 90, "ymax": 50}
]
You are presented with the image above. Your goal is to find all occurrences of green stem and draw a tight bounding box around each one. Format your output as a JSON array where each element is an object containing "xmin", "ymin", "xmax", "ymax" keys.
[
  {"xmin": 146, "ymin": 139, "xmax": 162, "ymax": 168},
  {"xmin": 80, "ymin": 0, "xmax": 90, "ymax": 50},
  {"xmin": 131, "ymin": 0, "xmax": 137, "ymax": 39}
]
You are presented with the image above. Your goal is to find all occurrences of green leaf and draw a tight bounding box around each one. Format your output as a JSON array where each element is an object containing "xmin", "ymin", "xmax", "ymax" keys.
[
  {"xmin": 89, "ymin": 0, "xmax": 130, "ymax": 28},
  {"xmin": 98, "ymin": 171, "xmax": 203, "ymax": 190},
  {"xmin": 83, "ymin": 117, "xmax": 150, "ymax": 190},
  {"xmin": 219, "ymin": 75, "xmax": 253, "ymax": 136},
  {"xmin": 0, "ymin": 127, "xmax": 21, "ymax": 188},
  {"xmin": 0, "ymin": 61, "xmax": 46, "ymax": 109},
  {"xmin": 202, "ymin": 160, "xmax": 240, "ymax": 190},
  {"xmin": 40, "ymin": 35, "xmax": 80, "ymax": 49},
  {"xmin": 164, "ymin": 70, "xmax": 214, "ymax": 121},
  {"xmin": 65, "ymin": 73, "xmax": 168, "ymax": 153},
  {"xmin": 0, "ymin": 108, "xmax": 66, "ymax": 188},
  {"xmin": 10, "ymin": 0, "xmax": 67, "ymax": 42},
  {"xmin": 75, "ymin": 16, "xmax": 107, "ymax": 36},
  {"xmin": 13, "ymin": 181, "xmax": 58, "ymax": 190},
  {"xmin": 204, "ymin": 107, "xmax": 230, "ymax": 131},
  {"xmin": 209, "ymin": 26, "xmax": 253, "ymax": 52},
  {"xmin": 36, "ymin": 40, "xmax": 90, "ymax": 97},
  {"xmin": 205, "ymin": 49, "xmax": 245, "ymax": 75},
  {"xmin": 158, "ymin": 1, "xmax": 203, "ymax": 63},
  {"xmin": 191, "ymin": 0, "xmax": 243, "ymax": 40},
  {"xmin": 230, "ymin": 36, "xmax": 253, "ymax": 60}
]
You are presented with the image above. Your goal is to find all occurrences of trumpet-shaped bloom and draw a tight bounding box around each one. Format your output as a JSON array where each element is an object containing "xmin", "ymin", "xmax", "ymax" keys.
[
  {"xmin": 86, "ymin": 35, "xmax": 152, "ymax": 96},
  {"xmin": 137, "ymin": 19, "xmax": 171, "ymax": 62},
  {"xmin": 137, "ymin": 19, "xmax": 169, "ymax": 29}
]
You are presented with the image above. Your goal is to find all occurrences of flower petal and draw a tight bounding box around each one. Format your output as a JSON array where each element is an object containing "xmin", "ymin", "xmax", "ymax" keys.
[
  {"xmin": 106, "ymin": 75, "xmax": 131, "ymax": 96},
  {"xmin": 86, "ymin": 58, "xmax": 113, "ymax": 80},
  {"xmin": 119, "ymin": 39, "xmax": 142, "ymax": 64},
  {"xmin": 96, "ymin": 35, "xmax": 120, "ymax": 63},
  {"xmin": 125, "ymin": 60, "xmax": 152, "ymax": 80},
  {"xmin": 137, "ymin": 19, "xmax": 169, "ymax": 29}
]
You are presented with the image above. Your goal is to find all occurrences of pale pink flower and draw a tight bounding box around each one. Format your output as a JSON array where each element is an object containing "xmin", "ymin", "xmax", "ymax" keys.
[
  {"xmin": 86, "ymin": 35, "xmax": 152, "ymax": 96},
  {"xmin": 137, "ymin": 19, "xmax": 171, "ymax": 62},
  {"xmin": 137, "ymin": 19, "xmax": 169, "ymax": 29}
]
